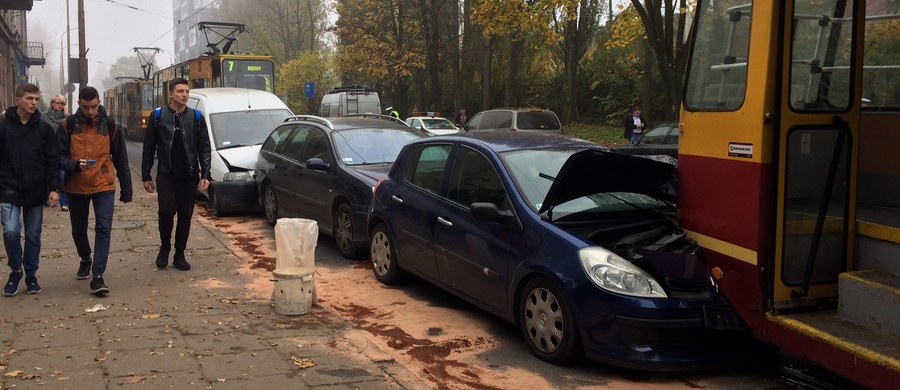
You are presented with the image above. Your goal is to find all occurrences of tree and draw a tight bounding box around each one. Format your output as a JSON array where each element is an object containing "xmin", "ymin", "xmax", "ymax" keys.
[
  {"xmin": 98, "ymin": 55, "xmax": 155, "ymax": 93},
  {"xmin": 629, "ymin": 0, "xmax": 691, "ymax": 120},
  {"xmin": 552, "ymin": 0, "xmax": 603, "ymax": 123},
  {"xmin": 277, "ymin": 51, "xmax": 338, "ymax": 114}
]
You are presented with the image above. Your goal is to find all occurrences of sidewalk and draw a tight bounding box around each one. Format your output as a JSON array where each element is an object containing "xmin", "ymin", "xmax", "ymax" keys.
[{"xmin": 0, "ymin": 169, "xmax": 429, "ymax": 389}]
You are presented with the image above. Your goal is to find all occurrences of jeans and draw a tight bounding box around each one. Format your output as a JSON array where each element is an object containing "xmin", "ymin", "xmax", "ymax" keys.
[
  {"xmin": 1, "ymin": 203, "xmax": 44, "ymax": 276},
  {"xmin": 67, "ymin": 192, "xmax": 115, "ymax": 278},
  {"xmin": 59, "ymin": 170, "xmax": 69, "ymax": 207},
  {"xmin": 630, "ymin": 132, "xmax": 642, "ymax": 144},
  {"xmin": 156, "ymin": 174, "xmax": 199, "ymax": 252}
]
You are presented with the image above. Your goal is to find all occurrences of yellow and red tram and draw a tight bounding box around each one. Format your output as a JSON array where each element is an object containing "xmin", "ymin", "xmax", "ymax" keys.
[
  {"xmin": 680, "ymin": 1, "xmax": 899, "ymax": 388},
  {"xmin": 104, "ymin": 79, "xmax": 154, "ymax": 141}
]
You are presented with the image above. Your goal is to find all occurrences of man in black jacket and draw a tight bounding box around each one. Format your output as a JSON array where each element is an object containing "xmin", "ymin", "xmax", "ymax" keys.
[
  {"xmin": 141, "ymin": 77, "xmax": 211, "ymax": 271},
  {"xmin": 0, "ymin": 84, "xmax": 61, "ymax": 296}
]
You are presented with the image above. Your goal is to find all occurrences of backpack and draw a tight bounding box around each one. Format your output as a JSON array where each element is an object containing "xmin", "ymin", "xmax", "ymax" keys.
[{"xmin": 151, "ymin": 107, "xmax": 202, "ymax": 130}]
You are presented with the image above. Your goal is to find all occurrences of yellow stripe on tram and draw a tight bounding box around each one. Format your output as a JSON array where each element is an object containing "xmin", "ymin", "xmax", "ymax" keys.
[{"xmin": 685, "ymin": 230, "xmax": 758, "ymax": 266}]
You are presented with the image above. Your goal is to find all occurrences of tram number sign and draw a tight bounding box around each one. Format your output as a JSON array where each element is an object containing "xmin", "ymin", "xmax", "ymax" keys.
[{"xmin": 728, "ymin": 143, "xmax": 753, "ymax": 158}]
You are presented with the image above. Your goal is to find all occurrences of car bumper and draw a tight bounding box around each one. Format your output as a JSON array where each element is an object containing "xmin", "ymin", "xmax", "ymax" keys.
[{"xmin": 211, "ymin": 181, "xmax": 260, "ymax": 213}]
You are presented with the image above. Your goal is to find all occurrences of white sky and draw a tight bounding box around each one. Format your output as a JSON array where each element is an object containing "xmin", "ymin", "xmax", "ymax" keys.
[{"xmin": 27, "ymin": 0, "xmax": 175, "ymax": 94}]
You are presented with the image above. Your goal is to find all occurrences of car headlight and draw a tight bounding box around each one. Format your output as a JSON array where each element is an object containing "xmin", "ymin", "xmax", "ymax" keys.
[
  {"xmin": 223, "ymin": 171, "xmax": 254, "ymax": 182},
  {"xmin": 579, "ymin": 247, "xmax": 667, "ymax": 298}
]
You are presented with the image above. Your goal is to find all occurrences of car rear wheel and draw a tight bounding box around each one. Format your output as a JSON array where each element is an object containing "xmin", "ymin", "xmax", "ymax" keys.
[
  {"xmin": 519, "ymin": 277, "xmax": 582, "ymax": 365},
  {"xmin": 333, "ymin": 203, "xmax": 362, "ymax": 258},
  {"xmin": 263, "ymin": 184, "xmax": 278, "ymax": 226},
  {"xmin": 210, "ymin": 186, "xmax": 225, "ymax": 217},
  {"xmin": 370, "ymin": 223, "xmax": 405, "ymax": 284}
]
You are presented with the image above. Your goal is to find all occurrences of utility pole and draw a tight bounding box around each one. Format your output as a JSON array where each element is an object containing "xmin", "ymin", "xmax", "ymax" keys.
[
  {"xmin": 78, "ymin": 0, "xmax": 88, "ymax": 86},
  {"xmin": 66, "ymin": 0, "xmax": 73, "ymax": 105},
  {"xmin": 59, "ymin": 38, "xmax": 64, "ymax": 95}
]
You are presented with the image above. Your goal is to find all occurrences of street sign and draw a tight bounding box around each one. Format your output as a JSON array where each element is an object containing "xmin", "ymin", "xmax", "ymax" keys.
[{"xmin": 304, "ymin": 82, "xmax": 315, "ymax": 99}]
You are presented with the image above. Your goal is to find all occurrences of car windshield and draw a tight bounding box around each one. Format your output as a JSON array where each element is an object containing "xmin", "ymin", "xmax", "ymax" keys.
[
  {"xmin": 422, "ymin": 118, "xmax": 455, "ymax": 129},
  {"xmin": 332, "ymin": 128, "xmax": 424, "ymax": 165},
  {"xmin": 209, "ymin": 109, "xmax": 292, "ymax": 150},
  {"xmin": 516, "ymin": 112, "xmax": 560, "ymax": 130},
  {"xmin": 501, "ymin": 148, "xmax": 671, "ymax": 219}
]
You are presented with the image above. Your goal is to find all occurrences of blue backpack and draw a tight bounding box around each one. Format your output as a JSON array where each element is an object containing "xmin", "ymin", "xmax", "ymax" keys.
[{"xmin": 151, "ymin": 107, "xmax": 202, "ymax": 129}]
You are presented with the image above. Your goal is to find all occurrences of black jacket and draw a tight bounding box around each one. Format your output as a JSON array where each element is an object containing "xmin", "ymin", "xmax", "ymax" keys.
[
  {"xmin": 0, "ymin": 107, "xmax": 60, "ymax": 207},
  {"xmin": 141, "ymin": 105, "xmax": 211, "ymax": 182}
]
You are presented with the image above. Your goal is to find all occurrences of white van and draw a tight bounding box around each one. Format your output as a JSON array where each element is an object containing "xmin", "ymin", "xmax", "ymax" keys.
[
  {"xmin": 187, "ymin": 88, "xmax": 293, "ymax": 215},
  {"xmin": 319, "ymin": 86, "xmax": 381, "ymax": 117}
]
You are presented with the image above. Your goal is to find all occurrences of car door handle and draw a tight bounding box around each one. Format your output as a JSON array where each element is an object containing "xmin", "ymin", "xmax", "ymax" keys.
[
  {"xmin": 437, "ymin": 216, "xmax": 452, "ymax": 227},
  {"xmin": 391, "ymin": 195, "xmax": 403, "ymax": 204}
]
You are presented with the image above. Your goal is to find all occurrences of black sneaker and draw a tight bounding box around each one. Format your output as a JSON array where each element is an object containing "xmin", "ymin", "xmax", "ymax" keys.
[
  {"xmin": 155, "ymin": 250, "xmax": 169, "ymax": 269},
  {"xmin": 90, "ymin": 278, "xmax": 109, "ymax": 296},
  {"xmin": 4, "ymin": 271, "xmax": 23, "ymax": 297},
  {"xmin": 76, "ymin": 259, "xmax": 91, "ymax": 280},
  {"xmin": 172, "ymin": 252, "xmax": 191, "ymax": 271},
  {"xmin": 25, "ymin": 276, "xmax": 41, "ymax": 294}
]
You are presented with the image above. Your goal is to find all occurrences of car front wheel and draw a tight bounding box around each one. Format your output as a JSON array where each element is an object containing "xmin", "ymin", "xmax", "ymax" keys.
[
  {"xmin": 263, "ymin": 184, "xmax": 278, "ymax": 226},
  {"xmin": 370, "ymin": 224, "xmax": 405, "ymax": 284},
  {"xmin": 210, "ymin": 186, "xmax": 225, "ymax": 217},
  {"xmin": 519, "ymin": 277, "xmax": 582, "ymax": 365},
  {"xmin": 333, "ymin": 203, "xmax": 362, "ymax": 258}
]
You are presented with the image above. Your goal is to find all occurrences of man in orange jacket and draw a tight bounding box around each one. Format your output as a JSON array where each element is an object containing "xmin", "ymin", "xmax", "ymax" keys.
[{"xmin": 58, "ymin": 86, "xmax": 133, "ymax": 295}]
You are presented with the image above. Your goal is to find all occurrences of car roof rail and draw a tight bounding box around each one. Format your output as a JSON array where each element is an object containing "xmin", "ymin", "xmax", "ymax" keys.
[
  {"xmin": 340, "ymin": 113, "xmax": 408, "ymax": 126},
  {"xmin": 328, "ymin": 85, "xmax": 377, "ymax": 94},
  {"xmin": 283, "ymin": 115, "xmax": 334, "ymax": 130}
]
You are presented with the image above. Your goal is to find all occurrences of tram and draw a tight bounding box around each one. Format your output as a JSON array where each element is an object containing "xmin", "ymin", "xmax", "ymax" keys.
[
  {"xmin": 679, "ymin": 1, "xmax": 898, "ymax": 388},
  {"xmin": 150, "ymin": 53, "xmax": 275, "ymax": 108},
  {"xmin": 104, "ymin": 78, "xmax": 154, "ymax": 141}
]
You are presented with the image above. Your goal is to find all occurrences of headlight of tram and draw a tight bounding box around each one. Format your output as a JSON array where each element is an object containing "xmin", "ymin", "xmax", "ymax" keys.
[{"xmin": 579, "ymin": 247, "xmax": 667, "ymax": 298}]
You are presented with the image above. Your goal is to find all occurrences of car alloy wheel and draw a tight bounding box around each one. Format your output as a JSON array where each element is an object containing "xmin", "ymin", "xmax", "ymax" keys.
[
  {"xmin": 333, "ymin": 203, "xmax": 360, "ymax": 258},
  {"xmin": 263, "ymin": 184, "xmax": 278, "ymax": 226},
  {"xmin": 519, "ymin": 277, "xmax": 582, "ymax": 364},
  {"xmin": 370, "ymin": 224, "xmax": 404, "ymax": 284}
]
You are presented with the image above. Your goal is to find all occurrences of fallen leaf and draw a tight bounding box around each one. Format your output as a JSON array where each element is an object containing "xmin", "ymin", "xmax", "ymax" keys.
[
  {"xmin": 22, "ymin": 373, "xmax": 40, "ymax": 380},
  {"xmin": 141, "ymin": 314, "xmax": 161, "ymax": 319},
  {"xmin": 5, "ymin": 370, "xmax": 23, "ymax": 377},
  {"xmin": 121, "ymin": 375, "xmax": 145, "ymax": 384},
  {"xmin": 290, "ymin": 356, "xmax": 316, "ymax": 369}
]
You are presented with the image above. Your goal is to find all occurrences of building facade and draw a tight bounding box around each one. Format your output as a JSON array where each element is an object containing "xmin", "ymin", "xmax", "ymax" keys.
[
  {"xmin": 173, "ymin": 0, "xmax": 217, "ymax": 63},
  {"xmin": 0, "ymin": 1, "xmax": 44, "ymax": 109}
]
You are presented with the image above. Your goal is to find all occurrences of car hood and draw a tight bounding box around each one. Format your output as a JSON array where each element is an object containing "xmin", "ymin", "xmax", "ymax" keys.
[
  {"xmin": 538, "ymin": 149, "xmax": 677, "ymax": 214},
  {"xmin": 217, "ymin": 145, "xmax": 262, "ymax": 170},
  {"xmin": 346, "ymin": 164, "xmax": 393, "ymax": 186}
]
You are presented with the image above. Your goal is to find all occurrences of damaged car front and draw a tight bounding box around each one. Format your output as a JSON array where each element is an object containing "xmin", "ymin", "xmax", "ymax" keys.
[{"xmin": 507, "ymin": 148, "xmax": 753, "ymax": 370}]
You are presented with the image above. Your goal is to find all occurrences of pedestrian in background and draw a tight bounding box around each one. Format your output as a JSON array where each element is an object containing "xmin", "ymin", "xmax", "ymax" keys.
[
  {"xmin": 44, "ymin": 95, "xmax": 69, "ymax": 211},
  {"xmin": 0, "ymin": 83, "xmax": 60, "ymax": 296},
  {"xmin": 455, "ymin": 107, "xmax": 468, "ymax": 128},
  {"xmin": 58, "ymin": 86, "xmax": 133, "ymax": 296},
  {"xmin": 623, "ymin": 104, "xmax": 647, "ymax": 144},
  {"xmin": 141, "ymin": 77, "xmax": 211, "ymax": 272}
]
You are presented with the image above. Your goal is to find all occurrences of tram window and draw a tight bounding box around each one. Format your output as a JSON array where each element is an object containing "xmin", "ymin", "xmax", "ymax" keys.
[
  {"xmin": 789, "ymin": 0, "xmax": 854, "ymax": 112},
  {"xmin": 684, "ymin": 0, "xmax": 752, "ymax": 111},
  {"xmin": 861, "ymin": 6, "xmax": 899, "ymax": 109}
]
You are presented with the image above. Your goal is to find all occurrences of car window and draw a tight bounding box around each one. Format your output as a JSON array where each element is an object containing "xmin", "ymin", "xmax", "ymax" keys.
[
  {"xmin": 208, "ymin": 109, "xmax": 292, "ymax": 150},
  {"xmin": 516, "ymin": 111, "xmax": 560, "ymax": 130},
  {"xmin": 408, "ymin": 119, "xmax": 421, "ymax": 128},
  {"xmin": 501, "ymin": 148, "xmax": 578, "ymax": 212},
  {"xmin": 332, "ymin": 128, "xmax": 424, "ymax": 165},
  {"xmin": 467, "ymin": 112, "xmax": 482, "ymax": 129},
  {"xmin": 448, "ymin": 147, "xmax": 508, "ymax": 209},
  {"xmin": 299, "ymin": 128, "xmax": 331, "ymax": 165},
  {"xmin": 640, "ymin": 126, "xmax": 669, "ymax": 145},
  {"xmin": 261, "ymin": 124, "xmax": 296, "ymax": 153},
  {"xmin": 482, "ymin": 111, "xmax": 512, "ymax": 130},
  {"xmin": 666, "ymin": 128, "xmax": 680, "ymax": 145},
  {"xmin": 405, "ymin": 144, "xmax": 452, "ymax": 194},
  {"xmin": 281, "ymin": 127, "xmax": 310, "ymax": 161},
  {"xmin": 422, "ymin": 118, "xmax": 455, "ymax": 130}
]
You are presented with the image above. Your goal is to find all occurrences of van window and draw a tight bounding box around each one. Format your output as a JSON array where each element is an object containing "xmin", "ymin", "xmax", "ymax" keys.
[
  {"xmin": 208, "ymin": 109, "xmax": 292, "ymax": 150},
  {"xmin": 467, "ymin": 113, "xmax": 483, "ymax": 129},
  {"xmin": 482, "ymin": 111, "xmax": 512, "ymax": 130},
  {"xmin": 516, "ymin": 112, "xmax": 560, "ymax": 130}
]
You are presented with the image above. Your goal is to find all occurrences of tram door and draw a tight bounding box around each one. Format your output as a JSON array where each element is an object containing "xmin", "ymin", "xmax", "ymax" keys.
[{"xmin": 771, "ymin": 0, "xmax": 861, "ymax": 309}]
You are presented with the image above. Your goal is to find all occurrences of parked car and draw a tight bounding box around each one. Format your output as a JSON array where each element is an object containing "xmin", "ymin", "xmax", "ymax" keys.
[
  {"xmin": 188, "ymin": 88, "xmax": 293, "ymax": 216},
  {"xmin": 405, "ymin": 116, "xmax": 460, "ymax": 135},
  {"xmin": 256, "ymin": 115, "xmax": 427, "ymax": 258},
  {"xmin": 368, "ymin": 132, "xmax": 753, "ymax": 369},
  {"xmin": 319, "ymin": 85, "xmax": 381, "ymax": 117},
  {"xmin": 465, "ymin": 108, "xmax": 561, "ymax": 134},
  {"xmin": 612, "ymin": 122, "xmax": 679, "ymax": 159}
]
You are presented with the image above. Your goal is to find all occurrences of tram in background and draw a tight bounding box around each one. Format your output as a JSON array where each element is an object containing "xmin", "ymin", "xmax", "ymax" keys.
[
  {"xmin": 679, "ymin": 1, "xmax": 898, "ymax": 388},
  {"xmin": 104, "ymin": 78, "xmax": 154, "ymax": 141},
  {"xmin": 150, "ymin": 53, "xmax": 275, "ymax": 108}
]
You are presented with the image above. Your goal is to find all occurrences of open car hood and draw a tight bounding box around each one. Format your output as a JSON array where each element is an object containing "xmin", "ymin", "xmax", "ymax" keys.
[{"xmin": 538, "ymin": 149, "xmax": 677, "ymax": 214}]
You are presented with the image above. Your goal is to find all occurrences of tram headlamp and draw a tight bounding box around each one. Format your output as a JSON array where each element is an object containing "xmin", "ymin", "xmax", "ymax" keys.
[{"xmin": 579, "ymin": 247, "xmax": 667, "ymax": 298}]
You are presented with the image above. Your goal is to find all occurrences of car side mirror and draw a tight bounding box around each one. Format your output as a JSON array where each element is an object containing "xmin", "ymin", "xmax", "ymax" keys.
[
  {"xmin": 306, "ymin": 158, "xmax": 330, "ymax": 172},
  {"xmin": 470, "ymin": 202, "xmax": 521, "ymax": 230}
]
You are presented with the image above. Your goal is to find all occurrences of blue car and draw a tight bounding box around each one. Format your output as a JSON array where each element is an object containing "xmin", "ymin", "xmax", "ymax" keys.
[
  {"xmin": 368, "ymin": 132, "xmax": 752, "ymax": 370},
  {"xmin": 256, "ymin": 115, "xmax": 426, "ymax": 258}
]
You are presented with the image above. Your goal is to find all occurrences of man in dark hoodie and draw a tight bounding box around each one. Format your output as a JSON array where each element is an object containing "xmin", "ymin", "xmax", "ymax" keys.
[
  {"xmin": 58, "ymin": 86, "xmax": 132, "ymax": 295},
  {"xmin": 0, "ymin": 83, "xmax": 60, "ymax": 296}
]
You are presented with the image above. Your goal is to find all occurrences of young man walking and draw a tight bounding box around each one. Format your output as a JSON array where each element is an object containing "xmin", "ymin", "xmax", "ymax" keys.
[
  {"xmin": 58, "ymin": 86, "xmax": 133, "ymax": 295},
  {"xmin": 141, "ymin": 77, "xmax": 211, "ymax": 271},
  {"xmin": 0, "ymin": 84, "xmax": 60, "ymax": 296}
]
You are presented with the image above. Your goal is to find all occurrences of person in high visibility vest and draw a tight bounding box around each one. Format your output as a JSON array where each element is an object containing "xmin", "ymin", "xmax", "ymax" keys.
[{"xmin": 386, "ymin": 106, "xmax": 399, "ymax": 119}]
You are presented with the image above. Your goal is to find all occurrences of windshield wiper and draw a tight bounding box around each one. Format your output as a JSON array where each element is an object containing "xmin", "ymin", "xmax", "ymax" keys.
[
  {"xmin": 538, "ymin": 172, "xmax": 555, "ymax": 181},
  {"xmin": 217, "ymin": 143, "xmax": 254, "ymax": 151}
]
